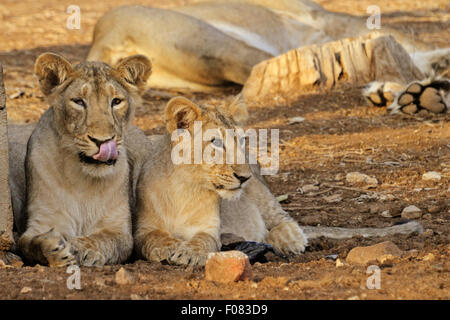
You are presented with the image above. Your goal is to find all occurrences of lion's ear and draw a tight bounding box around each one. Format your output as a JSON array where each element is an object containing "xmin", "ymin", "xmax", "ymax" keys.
[
  {"xmin": 34, "ymin": 53, "xmax": 74, "ymax": 96},
  {"xmin": 165, "ymin": 97, "xmax": 202, "ymax": 133},
  {"xmin": 228, "ymin": 93, "xmax": 248, "ymax": 126},
  {"xmin": 115, "ymin": 55, "xmax": 152, "ymax": 90}
]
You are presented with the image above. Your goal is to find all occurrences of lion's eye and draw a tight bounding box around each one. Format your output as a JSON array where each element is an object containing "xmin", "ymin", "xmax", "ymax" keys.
[
  {"xmin": 211, "ymin": 138, "xmax": 223, "ymax": 148},
  {"xmin": 111, "ymin": 98, "xmax": 122, "ymax": 107},
  {"xmin": 72, "ymin": 98, "xmax": 86, "ymax": 107}
]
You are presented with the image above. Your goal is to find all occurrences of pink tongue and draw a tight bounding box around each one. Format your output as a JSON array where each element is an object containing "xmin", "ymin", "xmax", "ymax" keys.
[{"xmin": 93, "ymin": 140, "xmax": 118, "ymax": 162}]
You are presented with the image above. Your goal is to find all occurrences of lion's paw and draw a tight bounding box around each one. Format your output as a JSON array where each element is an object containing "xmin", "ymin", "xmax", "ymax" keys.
[
  {"xmin": 33, "ymin": 230, "xmax": 76, "ymax": 267},
  {"xmin": 388, "ymin": 79, "xmax": 449, "ymax": 114},
  {"xmin": 168, "ymin": 242, "xmax": 208, "ymax": 267},
  {"xmin": 363, "ymin": 81, "xmax": 404, "ymax": 108},
  {"xmin": 70, "ymin": 238, "xmax": 106, "ymax": 267},
  {"xmin": 265, "ymin": 221, "xmax": 308, "ymax": 257}
]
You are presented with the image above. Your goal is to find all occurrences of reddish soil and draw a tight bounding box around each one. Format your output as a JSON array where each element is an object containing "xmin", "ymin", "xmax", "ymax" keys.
[{"xmin": 0, "ymin": 0, "xmax": 448, "ymax": 300}]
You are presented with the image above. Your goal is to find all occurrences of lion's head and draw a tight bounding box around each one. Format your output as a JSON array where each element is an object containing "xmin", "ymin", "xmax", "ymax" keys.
[
  {"xmin": 165, "ymin": 94, "xmax": 252, "ymax": 200},
  {"xmin": 34, "ymin": 52, "xmax": 152, "ymax": 177}
]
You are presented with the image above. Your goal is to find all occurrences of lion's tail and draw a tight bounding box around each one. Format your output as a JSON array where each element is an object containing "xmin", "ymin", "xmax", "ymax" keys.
[{"xmin": 301, "ymin": 221, "xmax": 423, "ymax": 240}]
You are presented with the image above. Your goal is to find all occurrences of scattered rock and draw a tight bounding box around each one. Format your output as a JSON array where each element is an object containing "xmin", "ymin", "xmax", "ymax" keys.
[
  {"xmin": 379, "ymin": 194, "xmax": 395, "ymax": 201},
  {"xmin": 288, "ymin": 116, "xmax": 305, "ymax": 124},
  {"xmin": 300, "ymin": 184, "xmax": 319, "ymax": 193},
  {"xmin": 334, "ymin": 173, "xmax": 344, "ymax": 181},
  {"xmin": 20, "ymin": 287, "xmax": 32, "ymax": 294},
  {"xmin": 422, "ymin": 171, "xmax": 441, "ymax": 182},
  {"xmin": 335, "ymin": 258, "xmax": 346, "ymax": 267},
  {"xmin": 323, "ymin": 194, "xmax": 342, "ymax": 203},
  {"xmin": 276, "ymin": 194, "xmax": 289, "ymax": 203},
  {"xmin": 427, "ymin": 205, "xmax": 441, "ymax": 214},
  {"xmin": 325, "ymin": 254, "xmax": 338, "ymax": 261},
  {"xmin": 422, "ymin": 253, "xmax": 435, "ymax": 262},
  {"xmin": 380, "ymin": 210, "xmax": 392, "ymax": 218},
  {"xmin": 205, "ymin": 251, "xmax": 253, "ymax": 283},
  {"xmin": 404, "ymin": 249, "xmax": 419, "ymax": 258},
  {"xmin": 346, "ymin": 172, "xmax": 378, "ymax": 188},
  {"xmin": 346, "ymin": 241, "xmax": 403, "ymax": 265},
  {"xmin": 401, "ymin": 205, "xmax": 422, "ymax": 219},
  {"xmin": 422, "ymin": 213, "xmax": 432, "ymax": 220},
  {"xmin": 115, "ymin": 267, "xmax": 135, "ymax": 285},
  {"xmin": 422, "ymin": 229, "xmax": 434, "ymax": 237}
]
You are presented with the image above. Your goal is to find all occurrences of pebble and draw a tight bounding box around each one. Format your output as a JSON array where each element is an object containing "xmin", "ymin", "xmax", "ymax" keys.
[
  {"xmin": 422, "ymin": 213, "xmax": 432, "ymax": 220},
  {"xmin": 335, "ymin": 258, "xmax": 345, "ymax": 267},
  {"xmin": 300, "ymin": 184, "xmax": 319, "ymax": 193},
  {"xmin": 427, "ymin": 205, "xmax": 441, "ymax": 214},
  {"xmin": 346, "ymin": 241, "xmax": 403, "ymax": 265},
  {"xmin": 345, "ymin": 172, "xmax": 378, "ymax": 188},
  {"xmin": 401, "ymin": 205, "xmax": 422, "ymax": 219},
  {"xmin": 20, "ymin": 287, "xmax": 32, "ymax": 294},
  {"xmin": 422, "ymin": 253, "xmax": 435, "ymax": 262},
  {"xmin": 422, "ymin": 229, "xmax": 434, "ymax": 237},
  {"xmin": 422, "ymin": 171, "xmax": 441, "ymax": 182},
  {"xmin": 205, "ymin": 251, "xmax": 253, "ymax": 283},
  {"xmin": 380, "ymin": 210, "xmax": 392, "ymax": 218},
  {"xmin": 288, "ymin": 117, "xmax": 305, "ymax": 124},
  {"xmin": 115, "ymin": 267, "xmax": 135, "ymax": 285}
]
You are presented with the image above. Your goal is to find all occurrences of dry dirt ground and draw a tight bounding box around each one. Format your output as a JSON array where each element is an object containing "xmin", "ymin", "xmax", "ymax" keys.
[{"xmin": 0, "ymin": 0, "xmax": 449, "ymax": 300}]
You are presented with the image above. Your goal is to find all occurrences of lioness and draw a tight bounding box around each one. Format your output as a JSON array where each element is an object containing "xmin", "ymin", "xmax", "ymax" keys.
[
  {"xmin": 135, "ymin": 95, "xmax": 422, "ymax": 266},
  {"xmin": 15, "ymin": 53, "xmax": 152, "ymax": 267},
  {"xmin": 88, "ymin": 0, "xmax": 447, "ymax": 92}
]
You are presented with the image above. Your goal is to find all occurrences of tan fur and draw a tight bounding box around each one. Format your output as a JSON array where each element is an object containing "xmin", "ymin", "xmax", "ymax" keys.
[
  {"xmin": 16, "ymin": 53, "xmax": 152, "ymax": 267},
  {"xmin": 134, "ymin": 95, "xmax": 307, "ymax": 266}
]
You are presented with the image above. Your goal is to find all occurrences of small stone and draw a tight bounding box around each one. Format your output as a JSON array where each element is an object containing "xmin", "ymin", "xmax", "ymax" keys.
[
  {"xmin": 334, "ymin": 173, "xmax": 344, "ymax": 181},
  {"xmin": 20, "ymin": 287, "xmax": 32, "ymax": 294},
  {"xmin": 422, "ymin": 229, "xmax": 434, "ymax": 237},
  {"xmin": 377, "ymin": 254, "xmax": 395, "ymax": 264},
  {"xmin": 115, "ymin": 267, "xmax": 135, "ymax": 285},
  {"xmin": 323, "ymin": 194, "xmax": 342, "ymax": 203},
  {"xmin": 335, "ymin": 258, "xmax": 345, "ymax": 267},
  {"xmin": 288, "ymin": 116, "xmax": 305, "ymax": 124},
  {"xmin": 380, "ymin": 210, "xmax": 392, "ymax": 218},
  {"xmin": 379, "ymin": 194, "xmax": 395, "ymax": 201},
  {"xmin": 405, "ymin": 249, "xmax": 419, "ymax": 258},
  {"xmin": 422, "ymin": 171, "xmax": 441, "ymax": 182},
  {"xmin": 130, "ymin": 294, "xmax": 143, "ymax": 300},
  {"xmin": 300, "ymin": 184, "xmax": 319, "ymax": 193},
  {"xmin": 0, "ymin": 259, "xmax": 6, "ymax": 268},
  {"xmin": 205, "ymin": 251, "xmax": 253, "ymax": 283},
  {"xmin": 346, "ymin": 172, "xmax": 378, "ymax": 188},
  {"xmin": 401, "ymin": 205, "xmax": 422, "ymax": 219},
  {"xmin": 276, "ymin": 194, "xmax": 289, "ymax": 202},
  {"xmin": 422, "ymin": 213, "xmax": 432, "ymax": 220},
  {"xmin": 346, "ymin": 241, "xmax": 403, "ymax": 265},
  {"xmin": 326, "ymin": 254, "xmax": 338, "ymax": 261},
  {"xmin": 422, "ymin": 253, "xmax": 435, "ymax": 262},
  {"xmin": 427, "ymin": 205, "xmax": 441, "ymax": 214}
]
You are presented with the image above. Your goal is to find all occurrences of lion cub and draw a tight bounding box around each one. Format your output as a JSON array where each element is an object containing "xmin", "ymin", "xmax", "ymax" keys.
[
  {"xmin": 135, "ymin": 95, "xmax": 307, "ymax": 266},
  {"xmin": 18, "ymin": 53, "xmax": 152, "ymax": 267}
]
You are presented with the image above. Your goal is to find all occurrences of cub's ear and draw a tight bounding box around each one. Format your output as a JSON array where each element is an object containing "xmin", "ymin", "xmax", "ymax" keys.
[
  {"xmin": 165, "ymin": 97, "xmax": 202, "ymax": 133},
  {"xmin": 34, "ymin": 53, "xmax": 74, "ymax": 96},
  {"xmin": 115, "ymin": 55, "xmax": 152, "ymax": 91},
  {"xmin": 228, "ymin": 93, "xmax": 248, "ymax": 126}
]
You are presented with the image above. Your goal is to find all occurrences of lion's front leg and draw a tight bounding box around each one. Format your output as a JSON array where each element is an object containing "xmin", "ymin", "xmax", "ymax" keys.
[
  {"xmin": 19, "ymin": 229, "xmax": 76, "ymax": 267},
  {"xmin": 69, "ymin": 229, "xmax": 133, "ymax": 266},
  {"xmin": 169, "ymin": 232, "xmax": 219, "ymax": 267},
  {"xmin": 265, "ymin": 220, "xmax": 307, "ymax": 257}
]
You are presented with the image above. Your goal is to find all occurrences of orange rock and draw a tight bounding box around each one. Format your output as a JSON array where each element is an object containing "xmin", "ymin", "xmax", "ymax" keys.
[
  {"xmin": 346, "ymin": 241, "xmax": 403, "ymax": 265},
  {"xmin": 205, "ymin": 251, "xmax": 253, "ymax": 283}
]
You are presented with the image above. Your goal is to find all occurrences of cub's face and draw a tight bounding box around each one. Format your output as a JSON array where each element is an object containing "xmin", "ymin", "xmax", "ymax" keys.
[
  {"xmin": 34, "ymin": 53, "xmax": 151, "ymax": 177},
  {"xmin": 166, "ymin": 95, "xmax": 252, "ymax": 200}
]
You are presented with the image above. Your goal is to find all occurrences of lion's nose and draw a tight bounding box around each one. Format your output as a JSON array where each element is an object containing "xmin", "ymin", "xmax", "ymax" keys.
[
  {"xmin": 88, "ymin": 135, "xmax": 115, "ymax": 147},
  {"xmin": 234, "ymin": 173, "xmax": 250, "ymax": 184}
]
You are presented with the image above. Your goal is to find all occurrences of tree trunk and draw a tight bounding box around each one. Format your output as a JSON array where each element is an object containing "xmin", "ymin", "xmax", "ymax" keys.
[
  {"xmin": 0, "ymin": 62, "xmax": 14, "ymax": 251},
  {"xmin": 242, "ymin": 32, "xmax": 424, "ymax": 106}
]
